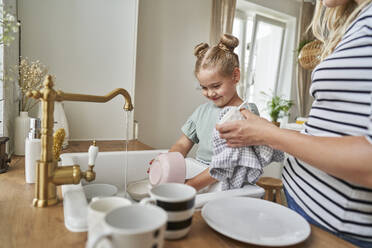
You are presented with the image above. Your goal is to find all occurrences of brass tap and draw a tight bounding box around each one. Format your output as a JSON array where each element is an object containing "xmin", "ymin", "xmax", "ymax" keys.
[
  {"xmin": 82, "ymin": 165, "xmax": 96, "ymax": 182},
  {"xmin": 26, "ymin": 75, "xmax": 133, "ymax": 207}
]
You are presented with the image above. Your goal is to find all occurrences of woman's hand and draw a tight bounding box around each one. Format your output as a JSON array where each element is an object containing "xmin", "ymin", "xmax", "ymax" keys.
[
  {"xmin": 218, "ymin": 110, "xmax": 372, "ymax": 187},
  {"xmin": 216, "ymin": 109, "xmax": 278, "ymax": 147}
]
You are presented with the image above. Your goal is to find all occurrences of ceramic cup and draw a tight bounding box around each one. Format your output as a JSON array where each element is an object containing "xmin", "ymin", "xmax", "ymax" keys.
[
  {"xmin": 88, "ymin": 204, "xmax": 167, "ymax": 248},
  {"xmin": 83, "ymin": 183, "xmax": 118, "ymax": 202},
  {"xmin": 140, "ymin": 183, "xmax": 196, "ymax": 239},
  {"xmin": 149, "ymin": 152, "xmax": 186, "ymax": 186},
  {"xmin": 87, "ymin": 196, "xmax": 131, "ymax": 247}
]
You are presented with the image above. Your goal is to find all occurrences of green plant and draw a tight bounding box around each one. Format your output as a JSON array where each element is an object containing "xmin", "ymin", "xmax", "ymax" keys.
[
  {"xmin": 0, "ymin": 6, "xmax": 20, "ymax": 46},
  {"xmin": 0, "ymin": 6, "xmax": 20, "ymax": 101},
  {"xmin": 261, "ymin": 91, "xmax": 294, "ymax": 123}
]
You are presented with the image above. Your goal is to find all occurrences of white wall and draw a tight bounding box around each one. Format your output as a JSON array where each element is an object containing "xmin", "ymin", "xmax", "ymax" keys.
[
  {"xmin": 134, "ymin": 0, "xmax": 212, "ymax": 149},
  {"xmin": 18, "ymin": 0, "xmax": 138, "ymax": 140},
  {"xmin": 240, "ymin": 0, "xmax": 301, "ymax": 18}
]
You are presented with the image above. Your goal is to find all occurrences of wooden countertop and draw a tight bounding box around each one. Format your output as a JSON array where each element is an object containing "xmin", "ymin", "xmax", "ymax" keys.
[{"xmin": 0, "ymin": 140, "xmax": 356, "ymax": 248}]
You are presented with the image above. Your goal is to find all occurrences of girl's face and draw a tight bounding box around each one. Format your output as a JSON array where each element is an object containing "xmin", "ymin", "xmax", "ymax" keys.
[
  {"xmin": 322, "ymin": 0, "xmax": 351, "ymax": 7},
  {"xmin": 197, "ymin": 67, "xmax": 240, "ymax": 108}
]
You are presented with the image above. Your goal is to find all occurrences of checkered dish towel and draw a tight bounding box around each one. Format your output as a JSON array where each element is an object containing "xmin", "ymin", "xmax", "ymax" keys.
[{"xmin": 210, "ymin": 106, "xmax": 284, "ymax": 190}]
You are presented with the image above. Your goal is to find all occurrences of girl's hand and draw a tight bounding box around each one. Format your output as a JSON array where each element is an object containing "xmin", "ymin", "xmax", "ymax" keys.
[
  {"xmin": 216, "ymin": 109, "xmax": 278, "ymax": 147},
  {"xmin": 147, "ymin": 153, "xmax": 163, "ymax": 174},
  {"xmin": 185, "ymin": 179, "xmax": 196, "ymax": 190},
  {"xmin": 184, "ymin": 169, "xmax": 217, "ymax": 191},
  {"xmin": 147, "ymin": 158, "xmax": 154, "ymax": 173}
]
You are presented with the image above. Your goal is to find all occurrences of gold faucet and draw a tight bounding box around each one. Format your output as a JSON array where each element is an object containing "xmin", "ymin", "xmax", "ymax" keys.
[{"xmin": 26, "ymin": 75, "xmax": 133, "ymax": 207}]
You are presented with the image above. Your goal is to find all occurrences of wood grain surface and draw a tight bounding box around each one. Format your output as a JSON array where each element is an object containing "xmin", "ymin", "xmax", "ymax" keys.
[{"xmin": 0, "ymin": 140, "xmax": 356, "ymax": 248}]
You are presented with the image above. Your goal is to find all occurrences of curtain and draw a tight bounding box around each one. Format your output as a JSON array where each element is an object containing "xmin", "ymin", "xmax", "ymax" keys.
[
  {"xmin": 297, "ymin": 2, "xmax": 315, "ymax": 117},
  {"xmin": 210, "ymin": 0, "xmax": 237, "ymax": 44}
]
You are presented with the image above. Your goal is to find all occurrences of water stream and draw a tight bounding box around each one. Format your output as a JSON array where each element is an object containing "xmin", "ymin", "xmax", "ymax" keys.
[{"xmin": 123, "ymin": 111, "xmax": 130, "ymax": 198}]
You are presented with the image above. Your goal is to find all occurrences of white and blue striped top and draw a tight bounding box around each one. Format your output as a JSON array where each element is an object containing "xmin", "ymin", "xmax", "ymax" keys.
[{"xmin": 283, "ymin": 3, "xmax": 372, "ymax": 242}]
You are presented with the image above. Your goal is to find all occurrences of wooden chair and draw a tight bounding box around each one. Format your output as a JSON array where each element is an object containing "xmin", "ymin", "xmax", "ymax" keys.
[{"xmin": 256, "ymin": 177, "xmax": 283, "ymax": 205}]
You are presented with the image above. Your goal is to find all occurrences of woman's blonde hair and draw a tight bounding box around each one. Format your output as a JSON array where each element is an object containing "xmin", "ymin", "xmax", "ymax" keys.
[
  {"xmin": 194, "ymin": 34, "xmax": 240, "ymax": 77},
  {"xmin": 310, "ymin": 0, "xmax": 372, "ymax": 60}
]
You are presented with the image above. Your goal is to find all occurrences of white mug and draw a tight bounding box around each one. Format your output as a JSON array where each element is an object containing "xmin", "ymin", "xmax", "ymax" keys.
[
  {"xmin": 88, "ymin": 204, "xmax": 167, "ymax": 248},
  {"xmin": 140, "ymin": 183, "xmax": 196, "ymax": 239},
  {"xmin": 87, "ymin": 196, "xmax": 131, "ymax": 247}
]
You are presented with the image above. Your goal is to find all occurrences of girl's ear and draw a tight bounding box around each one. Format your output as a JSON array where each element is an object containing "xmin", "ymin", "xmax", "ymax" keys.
[{"xmin": 232, "ymin": 67, "xmax": 240, "ymax": 84}]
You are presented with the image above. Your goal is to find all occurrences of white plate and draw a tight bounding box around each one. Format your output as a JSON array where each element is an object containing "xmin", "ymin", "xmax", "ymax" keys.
[{"xmin": 201, "ymin": 197, "xmax": 311, "ymax": 246}]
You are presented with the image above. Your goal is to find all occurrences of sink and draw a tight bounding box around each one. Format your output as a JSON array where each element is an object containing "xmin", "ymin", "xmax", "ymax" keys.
[{"xmin": 60, "ymin": 150, "xmax": 264, "ymax": 232}]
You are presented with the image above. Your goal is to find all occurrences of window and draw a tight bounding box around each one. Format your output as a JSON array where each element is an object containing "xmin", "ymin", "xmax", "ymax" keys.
[
  {"xmin": 232, "ymin": 10, "xmax": 253, "ymax": 100},
  {"xmin": 233, "ymin": 13, "xmax": 286, "ymax": 120}
]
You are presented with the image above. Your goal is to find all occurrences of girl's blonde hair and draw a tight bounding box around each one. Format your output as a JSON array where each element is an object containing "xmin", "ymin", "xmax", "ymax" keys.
[
  {"xmin": 310, "ymin": 0, "xmax": 372, "ymax": 60},
  {"xmin": 194, "ymin": 34, "xmax": 240, "ymax": 77}
]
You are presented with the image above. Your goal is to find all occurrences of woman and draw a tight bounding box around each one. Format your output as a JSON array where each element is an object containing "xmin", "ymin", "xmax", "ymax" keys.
[{"xmin": 216, "ymin": 0, "xmax": 372, "ymax": 247}]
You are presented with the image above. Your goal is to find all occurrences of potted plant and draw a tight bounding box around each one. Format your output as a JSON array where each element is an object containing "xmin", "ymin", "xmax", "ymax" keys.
[{"xmin": 261, "ymin": 91, "xmax": 294, "ymax": 127}]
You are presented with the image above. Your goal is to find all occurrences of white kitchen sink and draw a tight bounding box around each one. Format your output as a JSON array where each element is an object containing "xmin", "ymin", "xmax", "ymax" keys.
[{"xmin": 60, "ymin": 150, "xmax": 264, "ymax": 232}]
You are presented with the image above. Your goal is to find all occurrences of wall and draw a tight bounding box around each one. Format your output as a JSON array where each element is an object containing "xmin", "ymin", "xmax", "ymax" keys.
[
  {"xmin": 18, "ymin": 0, "xmax": 138, "ymax": 141},
  {"xmin": 134, "ymin": 0, "xmax": 212, "ymax": 149},
  {"xmin": 242, "ymin": 0, "xmax": 301, "ymax": 18}
]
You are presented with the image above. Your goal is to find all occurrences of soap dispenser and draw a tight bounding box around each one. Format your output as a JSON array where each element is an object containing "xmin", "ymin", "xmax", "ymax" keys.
[{"xmin": 25, "ymin": 118, "xmax": 41, "ymax": 183}]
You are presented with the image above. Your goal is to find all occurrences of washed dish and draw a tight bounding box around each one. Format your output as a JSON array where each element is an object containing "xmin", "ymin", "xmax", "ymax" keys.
[
  {"xmin": 83, "ymin": 183, "xmax": 118, "ymax": 202},
  {"xmin": 149, "ymin": 152, "xmax": 186, "ymax": 186},
  {"xmin": 127, "ymin": 179, "xmax": 151, "ymax": 201},
  {"xmin": 202, "ymin": 197, "xmax": 311, "ymax": 246}
]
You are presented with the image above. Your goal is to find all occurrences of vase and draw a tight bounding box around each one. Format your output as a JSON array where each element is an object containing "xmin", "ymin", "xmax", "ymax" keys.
[
  {"xmin": 14, "ymin": 111, "xmax": 31, "ymax": 155},
  {"xmin": 37, "ymin": 102, "xmax": 70, "ymax": 148}
]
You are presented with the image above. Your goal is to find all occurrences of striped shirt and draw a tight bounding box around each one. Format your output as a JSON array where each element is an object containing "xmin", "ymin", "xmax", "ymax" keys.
[{"xmin": 283, "ymin": 4, "xmax": 372, "ymax": 242}]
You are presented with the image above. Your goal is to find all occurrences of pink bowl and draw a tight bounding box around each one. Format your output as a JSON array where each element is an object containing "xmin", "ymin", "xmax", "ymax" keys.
[{"xmin": 149, "ymin": 152, "xmax": 186, "ymax": 186}]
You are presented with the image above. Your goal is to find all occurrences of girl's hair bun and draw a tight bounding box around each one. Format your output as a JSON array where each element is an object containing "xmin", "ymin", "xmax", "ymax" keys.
[
  {"xmin": 219, "ymin": 34, "xmax": 239, "ymax": 52},
  {"xmin": 194, "ymin": 43, "xmax": 209, "ymax": 58}
]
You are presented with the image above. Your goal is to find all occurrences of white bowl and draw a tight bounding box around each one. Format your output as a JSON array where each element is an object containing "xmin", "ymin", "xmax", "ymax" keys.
[
  {"xmin": 83, "ymin": 183, "xmax": 118, "ymax": 201},
  {"xmin": 127, "ymin": 179, "xmax": 150, "ymax": 201}
]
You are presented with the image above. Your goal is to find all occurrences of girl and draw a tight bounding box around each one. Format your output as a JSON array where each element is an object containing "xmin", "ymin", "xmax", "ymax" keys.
[
  {"xmin": 216, "ymin": 0, "xmax": 372, "ymax": 247},
  {"xmin": 168, "ymin": 34, "xmax": 243, "ymax": 191}
]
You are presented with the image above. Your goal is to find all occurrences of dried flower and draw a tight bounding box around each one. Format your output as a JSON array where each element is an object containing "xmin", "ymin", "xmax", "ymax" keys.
[{"xmin": 10, "ymin": 57, "xmax": 50, "ymax": 112}]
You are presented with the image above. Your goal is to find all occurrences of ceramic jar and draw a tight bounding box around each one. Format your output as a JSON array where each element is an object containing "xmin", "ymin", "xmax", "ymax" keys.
[{"xmin": 14, "ymin": 111, "xmax": 30, "ymax": 155}]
